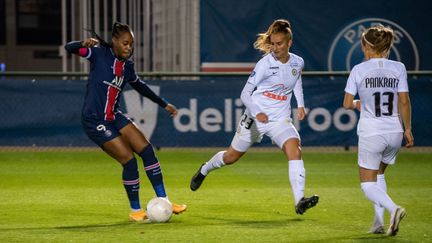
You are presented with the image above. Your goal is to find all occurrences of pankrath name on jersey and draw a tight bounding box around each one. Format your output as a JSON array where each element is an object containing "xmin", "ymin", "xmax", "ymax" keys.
[{"xmin": 365, "ymin": 77, "xmax": 399, "ymax": 88}]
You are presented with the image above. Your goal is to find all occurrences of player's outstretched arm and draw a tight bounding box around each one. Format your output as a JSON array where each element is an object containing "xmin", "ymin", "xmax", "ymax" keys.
[
  {"xmin": 129, "ymin": 79, "xmax": 167, "ymax": 107},
  {"xmin": 129, "ymin": 78, "xmax": 177, "ymax": 117}
]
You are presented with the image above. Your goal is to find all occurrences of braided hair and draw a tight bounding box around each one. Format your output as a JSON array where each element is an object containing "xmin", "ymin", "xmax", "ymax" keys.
[{"xmin": 87, "ymin": 22, "xmax": 132, "ymax": 48}]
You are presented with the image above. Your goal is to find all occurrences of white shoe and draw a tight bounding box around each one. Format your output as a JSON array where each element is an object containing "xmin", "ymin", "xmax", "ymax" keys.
[
  {"xmin": 368, "ymin": 225, "xmax": 385, "ymax": 234},
  {"xmin": 387, "ymin": 207, "xmax": 406, "ymax": 236}
]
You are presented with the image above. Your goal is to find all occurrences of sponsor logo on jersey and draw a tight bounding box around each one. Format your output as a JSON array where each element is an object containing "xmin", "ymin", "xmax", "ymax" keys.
[
  {"xmin": 269, "ymin": 66, "xmax": 279, "ymax": 69},
  {"xmin": 103, "ymin": 76, "xmax": 124, "ymax": 90},
  {"xmin": 292, "ymin": 69, "xmax": 298, "ymax": 76},
  {"xmin": 262, "ymin": 84, "xmax": 291, "ymax": 101},
  {"xmin": 328, "ymin": 18, "xmax": 419, "ymax": 71},
  {"xmin": 263, "ymin": 91, "xmax": 287, "ymax": 100}
]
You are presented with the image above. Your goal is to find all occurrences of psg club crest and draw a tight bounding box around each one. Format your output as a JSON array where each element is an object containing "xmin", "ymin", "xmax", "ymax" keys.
[{"xmin": 327, "ymin": 18, "xmax": 419, "ymax": 71}]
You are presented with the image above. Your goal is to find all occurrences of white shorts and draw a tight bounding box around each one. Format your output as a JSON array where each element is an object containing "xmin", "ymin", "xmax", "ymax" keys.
[
  {"xmin": 230, "ymin": 113, "xmax": 300, "ymax": 152},
  {"xmin": 358, "ymin": 133, "xmax": 403, "ymax": 170}
]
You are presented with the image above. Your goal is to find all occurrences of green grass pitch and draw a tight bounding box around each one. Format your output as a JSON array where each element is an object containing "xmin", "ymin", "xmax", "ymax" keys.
[{"xmin": 0, "ymin": 150, "xmax": 431, "ymax": 242}]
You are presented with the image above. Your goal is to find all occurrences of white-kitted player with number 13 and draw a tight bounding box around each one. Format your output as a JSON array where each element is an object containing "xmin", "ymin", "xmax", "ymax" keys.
[
  {"xmin": 343, "ymin": 24, "xmax": 414, "ymax": 236},
  {"xmin": 190, "ymin": 19, "xmax": 319, "ymax": 215}
]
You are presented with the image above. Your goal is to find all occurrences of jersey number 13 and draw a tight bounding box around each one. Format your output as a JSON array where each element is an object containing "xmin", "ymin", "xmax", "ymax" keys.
[{"xmin": 372, "ymin": 92, "xmax": 394, "ymax": 117}]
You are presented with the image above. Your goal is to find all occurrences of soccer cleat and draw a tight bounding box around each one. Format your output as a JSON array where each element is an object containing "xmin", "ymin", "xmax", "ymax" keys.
[
  {"xmin": 129, "ymin": 209, "xmax": 147, "ymax": 222},
  {"xmin": 190, "ymin": 163, "xmax": 207, "ymax": 191},
  {"xmin": 295, "ymin": 195, "xmax": 319, "ymax": 215},
  {"xmin": 369, "ymin": 225, "xmax": 385, "ymax": 234},
  {"xmin": 172, "ymin": 203, "xmax": 187, "ymax": 214},
  {"xmin": 387, "ymin": 207, "xmax": 406, "ymax": 236}
]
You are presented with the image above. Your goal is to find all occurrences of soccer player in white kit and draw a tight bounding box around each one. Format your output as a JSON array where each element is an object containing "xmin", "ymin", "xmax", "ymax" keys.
[
  {"xmin": 190, "ymin": 19, "xmax": 319, "ymax": 215},
  {"xmin": 343, "ymin": 25, "xmax": 414, "ymax": 236}
]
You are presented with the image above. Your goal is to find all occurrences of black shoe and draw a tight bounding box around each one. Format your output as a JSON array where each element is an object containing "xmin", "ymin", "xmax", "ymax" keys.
[
  {"xmin": 190, "ymin": 163, "xmax": 206, "ymax": 191},
  {"xmin": 295, "ymin": 195, "xmax": 319, "ymax": 215}
]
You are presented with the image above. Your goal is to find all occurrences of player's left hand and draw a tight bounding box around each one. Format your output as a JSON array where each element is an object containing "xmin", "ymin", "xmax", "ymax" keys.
[
  {"xmin": 404, "ymin": 129, "xmax": 414, "ymax": 148},
  {"xmin": 165, "ymin": 104, "xmax": 178, "ymax": 117},
  {"xmin": 297, "ymin": 107, "xmax": 306, "ymax": 120}
]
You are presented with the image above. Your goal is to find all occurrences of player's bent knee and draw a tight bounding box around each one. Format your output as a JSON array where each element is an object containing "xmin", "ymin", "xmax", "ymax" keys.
[
  {"xmin": 109, "ymin": 150, "xmax": 134, "ymax": 164},
  {"xmin": 102, "ymin": 140, "xmax": 134, "ymax": 164},
  {"xmin": 223, "ymin": 153, "xmax": 240, "ymax": 165},
  {"xmin": 224, "ymin": 146, "xmax": 245, "ymax": 164},
  {"xmin": 282, "ymin": 139, "xmax": 302, "ymax": 160}
]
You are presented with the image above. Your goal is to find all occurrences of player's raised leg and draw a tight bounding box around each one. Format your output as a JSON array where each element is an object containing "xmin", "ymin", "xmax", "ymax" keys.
[{"xmin": 190, "ymin": 146, "xmax": 246, "ymax": 191}]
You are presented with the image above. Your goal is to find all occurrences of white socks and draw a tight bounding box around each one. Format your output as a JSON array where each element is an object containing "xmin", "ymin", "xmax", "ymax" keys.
[
  {"xmin": 373, "ymin": 174, "xmax": 386, "ymax": 226},
  {"xmin": 361, "ymin": 181, "xmax": 397, "ymax": 214},
  {"xmin": 200, "ymin": 151, "xmax": 226, "ymax": 176},
  {"xmin": 289, "ymin": 160, "xmax": 305, "ymax": 205}
]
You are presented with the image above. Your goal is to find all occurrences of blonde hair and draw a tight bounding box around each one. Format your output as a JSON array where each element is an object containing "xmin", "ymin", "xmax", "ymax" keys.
[
  {"xmin": 253, "ymin": 19, "xmax": 292, "ymax": 54},
  {"xmin": 361, "ymin": 24, "xmax": 394, "ymax": 55}
]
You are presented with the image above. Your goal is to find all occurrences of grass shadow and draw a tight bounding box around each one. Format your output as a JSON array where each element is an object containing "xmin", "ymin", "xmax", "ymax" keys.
[
  {"xmin": 0, "ymin": 221, "xmax": 132, "ymax": 232},
  {"xmin": 194, "ymin": 215, "xmax": 307, "ymax": 228},
  {"xmin": 305, "ymin": 233, "xmax": 392, "ymax": 242}
]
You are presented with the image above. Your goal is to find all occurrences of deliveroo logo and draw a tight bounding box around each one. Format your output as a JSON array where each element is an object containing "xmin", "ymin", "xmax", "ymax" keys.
[
  {"xmin": 123, "ymin": 85, "xmax": 160, "ymax": 139},
  {"xmin": 327, "ymin": 18, "xmax": 419, "ymax": 71}
]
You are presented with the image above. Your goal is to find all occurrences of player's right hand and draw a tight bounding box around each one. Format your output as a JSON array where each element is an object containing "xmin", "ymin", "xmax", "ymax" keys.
[
  {"xmin": 354, "ymin": 100, "xmax": 361, "ymax": 111},
  {"xmin": 256, "ymin": 113, "xmax": 268, "ymax": 123},
  {"xmin": 81, "ymin": 38, "xmax": 99, "ymax": 48}
]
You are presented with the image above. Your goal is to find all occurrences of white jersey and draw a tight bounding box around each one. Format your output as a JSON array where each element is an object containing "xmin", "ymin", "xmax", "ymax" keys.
[
  {"xmin": 345, "ymin": 58, "xmax": 409, "ymax": 137},
  {"xmin": 240, "ymin": 52, "xmax": 304, "ymax": 121}
]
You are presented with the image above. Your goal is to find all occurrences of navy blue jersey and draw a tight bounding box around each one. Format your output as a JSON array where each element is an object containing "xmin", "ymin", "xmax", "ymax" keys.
[
  {"xmin": 83, "ymin": 45, "xmax": 136, "ymax": 120},
  {"xmin": 65, "ymin": 41, "xmax": 167, "ymax": 121}
]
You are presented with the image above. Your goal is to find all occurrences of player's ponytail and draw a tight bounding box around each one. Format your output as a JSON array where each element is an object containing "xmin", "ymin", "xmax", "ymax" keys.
[
  {"xmin": 85, "ymin": 22, "xmax": 132, "ymax": 49},
  {"xmin": 254, "ymin": 19, "xmax": 293, "ymax": 54},
  {"xmin": 85, "ymin": 29, "xmax": 111, "ymax": 48}
]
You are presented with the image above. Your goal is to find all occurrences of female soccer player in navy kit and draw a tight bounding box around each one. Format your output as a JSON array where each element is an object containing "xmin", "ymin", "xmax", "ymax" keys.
[
  {"xmin": 65, "ymin": 22, "xmax": 186, "ymax": 221},
  {"xmin": 190, "ymin": 19, "xmax": 318, "ymax": 215},
  {"xmin": 343, "ymin": 25, "xmax": 413, "ymax": 236}
]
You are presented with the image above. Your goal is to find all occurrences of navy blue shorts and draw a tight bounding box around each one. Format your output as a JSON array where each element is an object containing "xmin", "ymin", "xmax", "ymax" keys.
[{"xmin": 81, "ymin": 112, "xmax": 133, "ymax": 147}]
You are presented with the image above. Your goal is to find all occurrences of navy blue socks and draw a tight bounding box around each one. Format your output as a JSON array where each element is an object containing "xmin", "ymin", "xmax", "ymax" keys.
[
  {"xmin": 122, "ymin": 158, "xmax": 141, "ymax": 210},
  {"xmin": 139, "ymin": 145, "xmax": 167, "ymax": 197}
]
